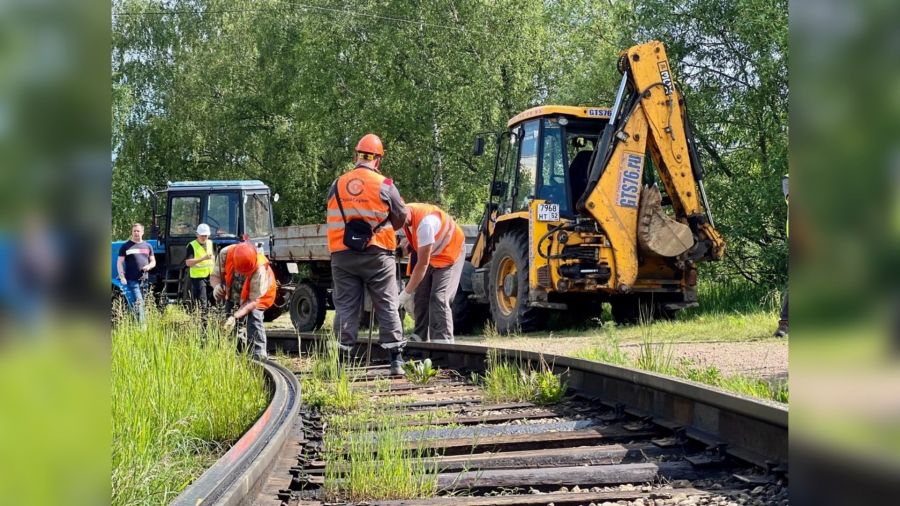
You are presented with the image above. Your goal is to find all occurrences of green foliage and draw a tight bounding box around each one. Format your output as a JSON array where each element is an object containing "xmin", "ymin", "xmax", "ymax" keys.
[
  {"xmin": 572, "ymin": 337, "xmax": 788, "ymax": 403},
  {"xmin": 479, "ymin": 349, "xmax": 567, "ymax": 405},
  {"xmin": 573, "ymin": 333, "xmax": 630, "ymax": 366},
  {"xmin": 627, "ymin": 0, "xmax": 789, "ymax": 286},
  {"xmin": 112, "ymin": 304, "xmax": 269, "ymax": 505},
  {"xmin": 111, "ymin": 0, "xmax": 788, "ymax": 287},
  {"xmin": 402, "ymin": 358, "xmax": 439, "ymax": 385},
  {"xmin": 323, "ymin": 413, "xmax": 439, "ymax": 501},
  {"xmin": 299, "ymin": 337, "xmax": 364, "ymax": 411}
]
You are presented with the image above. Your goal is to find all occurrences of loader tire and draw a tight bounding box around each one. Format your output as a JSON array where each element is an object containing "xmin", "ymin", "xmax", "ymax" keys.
[
  {"xmin": 451, "ymin": 289, "xmax": 487, "ymax": 335},
  {"xmin": 290, "ymin": 282, "xmax": 327, "ymax": 332},
  {"xmin": 611, "ymin": 296, "xmax": 679, "ymax": 325},
  {"xmin": 488, "ymin": 231, "xmax": 547, "ymax": 334}
]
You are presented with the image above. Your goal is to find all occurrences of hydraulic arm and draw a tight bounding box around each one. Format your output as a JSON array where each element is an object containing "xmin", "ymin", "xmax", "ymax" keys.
[{"xmin": 576, "ymin": 41, "xmax": 725, "ymax": 292}]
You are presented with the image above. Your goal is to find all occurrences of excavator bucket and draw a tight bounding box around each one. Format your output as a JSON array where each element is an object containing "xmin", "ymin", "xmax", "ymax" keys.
[{"xmin": 637, "ymin": 185, "xmax": 694, "ymax": 257}]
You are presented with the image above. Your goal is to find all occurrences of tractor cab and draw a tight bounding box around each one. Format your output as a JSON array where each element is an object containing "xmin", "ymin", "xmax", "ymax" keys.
[
  {"xmin": 476, "ymin": 106, "xmax": 612, "ymax": 220},
  {"xmin": 151, "ymin": 180, "xmax": 276, "ymax": 301}
]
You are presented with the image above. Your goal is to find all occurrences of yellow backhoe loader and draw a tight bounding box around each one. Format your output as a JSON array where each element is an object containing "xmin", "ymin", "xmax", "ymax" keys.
[{"xmin": 466, "ymin": 40, "xmax": 725, "ymax": 332}]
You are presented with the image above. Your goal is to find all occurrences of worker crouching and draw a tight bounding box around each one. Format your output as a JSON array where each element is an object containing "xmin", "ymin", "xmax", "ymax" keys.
[
  {"xmin": 399, "ymin": 203, "xmax": 465, "ymax": 344},
  {"xmin": 210, "ymin": 242, "xmax": 276, "ymax": 360},
  {"xmin": 327, "ymin": 133, "xmax": 409, "ymax": 375}
]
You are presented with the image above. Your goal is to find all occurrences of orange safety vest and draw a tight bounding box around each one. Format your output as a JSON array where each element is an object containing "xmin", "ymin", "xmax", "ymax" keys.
[
  {"xmin": 225, "ymin": 247, "xmax": 277, "ymax": 310},
  {"xmin": 326, "ymin": 166, "xmax": 397, "ymax": 253},
  {"xmin": 403, "ymin": 203, "xmax": 464, "ymax": 269}
]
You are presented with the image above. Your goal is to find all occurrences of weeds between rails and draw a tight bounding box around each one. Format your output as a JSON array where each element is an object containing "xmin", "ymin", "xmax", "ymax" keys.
[{"xmin": 298, "ymin": 336, "xmax": 569, "ymax": 500}]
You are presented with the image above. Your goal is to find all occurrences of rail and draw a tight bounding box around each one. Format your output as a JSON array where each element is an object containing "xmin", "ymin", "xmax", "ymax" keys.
[{"xmin": 170, "ymin": 359, "xmax": 300, "ymax": 506}]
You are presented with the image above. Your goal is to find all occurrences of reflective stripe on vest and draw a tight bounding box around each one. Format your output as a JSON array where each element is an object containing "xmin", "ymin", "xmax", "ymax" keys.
[
  {"xmin": 326, "ymin": 166, "xmax": 396, "ymax": 253},
  {"xmin": 404, "ymin": 203, "xmax": 465, "ymax": 269},
  {"xmin": 188, "ymin": 239, "xmax": 213, "ymax": 278}
]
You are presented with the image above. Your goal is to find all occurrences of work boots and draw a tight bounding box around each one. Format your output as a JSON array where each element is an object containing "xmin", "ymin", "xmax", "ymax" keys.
[
  {"xmin": 389, "ymin": 351, "xmax": 406, "ymax": 377},
  {"xmin": 773, "ymin": 320, "xmax": 789, "ymax": 337}
]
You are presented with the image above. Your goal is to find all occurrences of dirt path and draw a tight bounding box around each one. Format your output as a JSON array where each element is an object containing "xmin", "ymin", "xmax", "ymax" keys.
[{"xmin": 456, "ymin": 335, "xmax": 788, "ymax": 381}]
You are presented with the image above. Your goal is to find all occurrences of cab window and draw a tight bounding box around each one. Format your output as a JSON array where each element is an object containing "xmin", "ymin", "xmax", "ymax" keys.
[
  {"xmin": 169, "ymin": 196, "xmax": 201, "ymax": 237},
  {"xmin": 539, "ymin": 119, "xmax": 570, "ymax": 214},
  {"xmin": 244, "ymin": 192, "xmax": 271, "ymax": 238},
  {"xmin": 207, "ymin": 193, "xmax": 240, "ymax": 238},
  {"xmin": 496, "ymin": 130, "xmax": 520, "ymax": 214},
  {"xmin": 514, "ymin": 120, "xmax": 539, "ymax": 212}
]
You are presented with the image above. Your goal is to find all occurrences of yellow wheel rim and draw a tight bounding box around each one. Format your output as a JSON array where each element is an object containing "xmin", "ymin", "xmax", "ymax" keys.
[{"xmin": 496, "ymin": 256, "xmax": 518, "ymax": 316}]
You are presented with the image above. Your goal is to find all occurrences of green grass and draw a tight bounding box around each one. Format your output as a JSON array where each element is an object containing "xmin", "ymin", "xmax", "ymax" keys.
[
  {"xmin": 323, "ymin": 413, "xmax": 439, "ymax": 501},
  {"xmin": 297, "ymin": 338, "xmax": 440, "ymax": 501},
  {"xmin": 572, "ymin": 333, "xmax": 789, "ymax": 403},
  {"xmin": 478, "ymin": 349, "xmax": 567, "ymax": 405},
  {"xmin": 402, "ymin": 358, "xmax": 440, "ymax": 384},
  {"xmin": 685, "ymin": 279, "xmax": 782, "ymax": 316},
  {"xmin": 299, "ymin": 336, "xmax": 365, "ymax": 411},
  {"xmin": 112, "ymin": 304, "xmax": 269, "ymax": 506}
]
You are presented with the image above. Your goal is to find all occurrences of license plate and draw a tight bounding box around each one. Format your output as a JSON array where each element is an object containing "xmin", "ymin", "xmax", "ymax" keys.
[{"xmin": 537, "ymin": 203, "xmax": 560, "ymax": 222}]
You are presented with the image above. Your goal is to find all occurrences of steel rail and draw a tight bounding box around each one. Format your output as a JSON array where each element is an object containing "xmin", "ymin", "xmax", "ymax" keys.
[{"xmin": 170, "ymin": 359, "xmax": 300, "ymax": 506}]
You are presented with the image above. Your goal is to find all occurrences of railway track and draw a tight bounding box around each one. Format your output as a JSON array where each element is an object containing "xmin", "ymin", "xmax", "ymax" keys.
[{"xmin": 178, "ymin": 330, "xmax": 788, "ymax": 506}]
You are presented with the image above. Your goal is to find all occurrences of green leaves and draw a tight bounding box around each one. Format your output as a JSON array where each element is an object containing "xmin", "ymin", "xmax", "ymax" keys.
[{"xmin": 112, "ymin": 0, "xmax": 789, "ymax": 288}]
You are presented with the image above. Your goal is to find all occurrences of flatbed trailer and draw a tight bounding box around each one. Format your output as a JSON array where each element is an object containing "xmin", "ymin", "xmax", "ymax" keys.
[{"xmin": 271, "ymin": 224, "xmax": 482, "ymax": 332}]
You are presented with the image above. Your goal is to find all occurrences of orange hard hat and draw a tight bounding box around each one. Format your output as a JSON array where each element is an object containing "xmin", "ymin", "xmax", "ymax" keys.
[
  {"xmin": 233, "ymin": 242, "xmax": 258, "ymax": 274},
  {"xmin": 355, "ymin": 134, "xmax": 384, "ymax": 157}
]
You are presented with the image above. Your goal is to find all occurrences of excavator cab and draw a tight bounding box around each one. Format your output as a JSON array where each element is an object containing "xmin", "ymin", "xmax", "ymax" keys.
[{"xmin": 482, "ymin": 107, "xmax": 612, "ymax": 220}]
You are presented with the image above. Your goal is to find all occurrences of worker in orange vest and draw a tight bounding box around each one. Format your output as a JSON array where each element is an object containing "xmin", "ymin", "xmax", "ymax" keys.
[
  {"xmin": 399, "ymin": 203, "xmax": 465, "ymax": 343},
  {"xmin": 210, "ymin": 242, "xmax": 277, "ymax": 360},
  {"xmin": 326, "ymin": 133, "xmax": 409, "ymax": 375}
]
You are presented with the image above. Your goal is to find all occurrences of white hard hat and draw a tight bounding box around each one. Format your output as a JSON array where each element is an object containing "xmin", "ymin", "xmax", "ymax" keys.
[{"xmin": 196, "ymin": 223, "xmax": 211, "ymax": 236}]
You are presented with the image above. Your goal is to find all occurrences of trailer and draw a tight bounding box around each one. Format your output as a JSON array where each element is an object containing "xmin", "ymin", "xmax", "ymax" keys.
[
  {"xmin": 112, "ymin": 180, "xmax": 484, "ymax": 333},
  {"xmin": 270, "ymin": 223, "xmax": 482, "ymax": 332}
]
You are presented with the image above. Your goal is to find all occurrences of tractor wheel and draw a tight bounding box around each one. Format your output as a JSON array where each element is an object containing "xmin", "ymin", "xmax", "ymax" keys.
[
  {"xmin": 451, "ymin": 289, "xmax": 487, "ymax": 335},
  {"xmin": 488, "ymin": 231, "xmax": 547, "ymax": 334},
  {"xmin": 289, "ymin": 282, "xmax": 327, "ymax": 332},
  {"xmin": 610, "ymin": 296, "xmax": 678, "ymax": 325},
  {"xmin": 263, "ymin": 306, "xmax": 286, "ymax": 322},
  {"xmin": 610, "ymin": 295, "xmax": 641, "ymax": 326}
]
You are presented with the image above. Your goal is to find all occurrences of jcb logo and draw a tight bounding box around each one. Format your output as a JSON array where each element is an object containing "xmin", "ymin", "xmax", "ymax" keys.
[{"xmin": 658, "ymin": 61, "xmax": 673, "ymax": 96}]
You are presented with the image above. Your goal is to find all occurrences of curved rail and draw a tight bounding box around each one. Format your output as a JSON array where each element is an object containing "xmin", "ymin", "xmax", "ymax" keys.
[
  {"xmin": 404, "ymin": 341, "xmax": 788, "ymax": 468},
  {"xmin": 170, "ymin": 359, "xmax": 300, "ymax": 506},
  {"xmin": 267, "ymin": 330, "xmax": 787, "ymax": 469}
]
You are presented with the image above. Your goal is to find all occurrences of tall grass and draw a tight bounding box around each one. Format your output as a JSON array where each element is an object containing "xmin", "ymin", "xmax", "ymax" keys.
[
  {"xmin": 112, "ymin": 304, "xmax": 269, "ymax": 506},
  {"xmin": 572, "ymin": 333, "xmax": 789, "ymax": 403},
  {"xmin": 299, "ymin": 335, "xmax": 365, "ymax": 411},
  {"xmin": 323, "ymin": 414, "xmax": 439, "ymax": 501},
  {"xmin": 686, "ymin": 279, "xmax": 781, "ymax": 316},
  {"xmin": 299, "ymin": 336, "xmax": 440, "ymax": 501},
  {"xmin": 634, "ymin": 308, "xmax": 675, "ymax": 374},
  {"xmin": 479, "ymin": 349, "xmax": 567, "ymax": 405}
]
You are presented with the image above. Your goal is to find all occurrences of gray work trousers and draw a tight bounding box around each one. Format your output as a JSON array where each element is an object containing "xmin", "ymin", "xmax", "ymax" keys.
[
  {"xmin": 331, "ymin": 250, "xmax": 405, "ymax": 351},
  {"xmin": 225, "ymin": 301, "xmax": 267, "ymax": 359},
  {"xmin": 412, "ymin": 252, "xmax": 465, "ymax": 343}
]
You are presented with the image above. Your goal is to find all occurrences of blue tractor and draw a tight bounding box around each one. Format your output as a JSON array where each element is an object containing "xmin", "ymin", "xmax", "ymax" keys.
[{"xmin": 111, "ymin": 180, "xmax": 290, "ymax": 321}]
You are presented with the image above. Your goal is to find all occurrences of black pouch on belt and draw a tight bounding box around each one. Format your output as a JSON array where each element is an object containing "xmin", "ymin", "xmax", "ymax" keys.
[{"xmin": 334, "ymin": 189, "xmax": 389, "ymax": 252}]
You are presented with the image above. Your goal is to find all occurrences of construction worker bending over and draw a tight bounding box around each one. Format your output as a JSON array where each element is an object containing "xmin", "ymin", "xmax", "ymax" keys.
[
  {"xmin": 399, "ymin": 203, "xmax": 465, "ymax": 343},
  {"xmin": 184, "ymin": 223, "xmax": 214, "ymax": 324},
  {"xmin": 210, "ymin": 242, "xmax": 276, "ymax": 360},
  {"xmin": 326, "ymin": 133, "xmax": 408, "ymax": 375}
]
